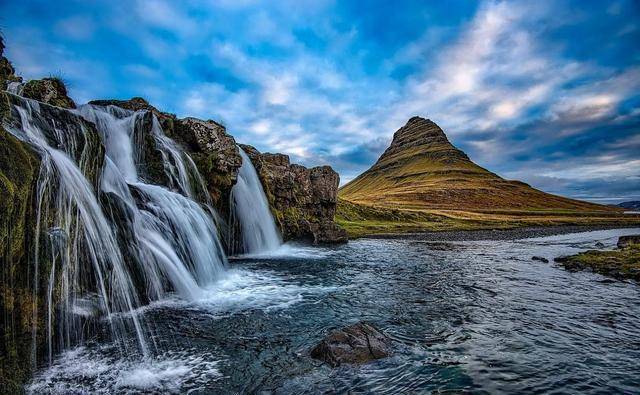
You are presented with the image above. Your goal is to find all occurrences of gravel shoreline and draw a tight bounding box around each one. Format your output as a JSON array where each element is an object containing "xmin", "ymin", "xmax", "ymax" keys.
[{"xmin": 362, "ymin": 225, "xmax": 640, "ymax": 242}]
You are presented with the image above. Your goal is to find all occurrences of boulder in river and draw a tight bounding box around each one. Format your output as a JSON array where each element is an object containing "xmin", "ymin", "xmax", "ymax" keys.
[
  {"xmin": 310, "ymin": 321, "xmax": 392, "ymax": 367},
  {"xmin": 532, "ymin": 256, "xmax": 549, "ymax": 263}
]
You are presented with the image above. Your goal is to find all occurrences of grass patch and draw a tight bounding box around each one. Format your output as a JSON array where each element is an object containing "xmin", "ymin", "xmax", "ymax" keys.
[
  {"xmin": 556, "ymin": 244, "xmax": 640, "ymax": 281},
  {"xmin": 336, "ymin": 198, "xmax": 640, "ymax": 239}
]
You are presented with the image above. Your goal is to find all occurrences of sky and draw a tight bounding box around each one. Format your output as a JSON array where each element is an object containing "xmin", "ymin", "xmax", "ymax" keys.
[{"xmin": 1, "ymin": 0, "xmax": 639, "ymax": 203}]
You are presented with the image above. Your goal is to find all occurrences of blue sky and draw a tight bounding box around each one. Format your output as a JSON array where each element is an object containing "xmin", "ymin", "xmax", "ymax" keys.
[{"xmin": 2, "ymin": 0, "xmax": 639, "ymax": 203}]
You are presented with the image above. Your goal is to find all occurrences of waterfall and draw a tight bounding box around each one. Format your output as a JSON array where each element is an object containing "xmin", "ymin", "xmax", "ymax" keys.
[
  {"xmin": 3, "ymin": 94, "xmax": 227, "ymax": 366},
  {"xmin": 76, "ymin": 104, "xmax": 227, "ymax": 298},
  {"xmin": 230, "ymin": 148, "xmax": 282, "ymax": 254},
  {"xmin": 6, "ymin": 96, "xmax": 148, "ymax": 362}
]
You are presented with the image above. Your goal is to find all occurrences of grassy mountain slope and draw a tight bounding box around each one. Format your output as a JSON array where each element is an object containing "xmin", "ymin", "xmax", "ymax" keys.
[
  {"xmin": 340, "ymin": 117, "xmax": 611, "ymax": 211},
  {"xmin": 337, "ymin": 117, "xmax": 636, "ymax": 237}
]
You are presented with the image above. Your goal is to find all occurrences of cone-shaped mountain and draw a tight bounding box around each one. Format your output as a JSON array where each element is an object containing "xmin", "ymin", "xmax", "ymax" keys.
[{"xmin": 340, "ymin": 117, "xmax": 611, "ymax": 211}]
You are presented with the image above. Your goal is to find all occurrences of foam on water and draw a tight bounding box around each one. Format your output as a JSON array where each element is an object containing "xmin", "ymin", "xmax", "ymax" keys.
[
  {"xmin": 232, "ymin": 242, "xmax": 336, "ymax": 260},
  {"xmin": 27, "ymin": 346, "xmax": 223, "ymax": 394}
]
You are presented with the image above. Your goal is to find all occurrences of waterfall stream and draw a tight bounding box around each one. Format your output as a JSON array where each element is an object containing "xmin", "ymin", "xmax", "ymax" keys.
[
  {"xmin": 3, "ymin": 95, "xmax": 229, "ymax": 365},
  {"xmin": 7, "ymin": 97, "xmax": 148, "ymax": 361},
  {"xmin": 230, "ymin": 148, "xmax": 282, "ymax": 254}
]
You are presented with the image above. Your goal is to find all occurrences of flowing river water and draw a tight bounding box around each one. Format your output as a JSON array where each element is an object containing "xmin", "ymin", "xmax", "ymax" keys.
[{"xmin": 27, "ymin": 228, "xmax": 640, "ymax": 394}]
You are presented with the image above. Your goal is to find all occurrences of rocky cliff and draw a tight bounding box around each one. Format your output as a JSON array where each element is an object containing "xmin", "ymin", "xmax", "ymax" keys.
[
  {"xmin": 240, "ymin": 144, "xmax": 347, "ymax": 244},
  {"xmin": 0, "ymin": 37, "xmax": 41, "ymax": 391},
  {"xmin": 0, "ymin": 39, "xmax": 346, "ymax": 390},
  {"xmin": 87, "ymin": 98, "xmax": 345, "ymax": 243},
  {"xmin": 0, "ymin": 37, "xmax": 21, "ymax": 91},
  {"xmin": 0, "ymin": 88, "xmax": 106, "ymax": 391}
]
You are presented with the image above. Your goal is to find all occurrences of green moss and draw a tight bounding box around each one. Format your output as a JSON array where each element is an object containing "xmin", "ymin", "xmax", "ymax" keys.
[
  {"xmin": 0, "ymin": 125, "xmax": 40, "ymax": 392},
  {"xmin": 0, "ymin": 127, "xmax": 39, "ymax": 260},
  {"xmin": 22, "ymin": 78, "xmax": 76, "ymax": 109},
  {"xmin": 336, "ymin": 197, "xmax": 640, "ymax": 239},
  {"xmin": 0, "ymin": 92, "xmax": 10, "ymax": 122},
  {"xmin": 191, "ymin": 151, "xmax": 236, "ymax": 211},
  {"xmin": 557, "ymin": 245, "xmax": 640, "ymax": 281}
]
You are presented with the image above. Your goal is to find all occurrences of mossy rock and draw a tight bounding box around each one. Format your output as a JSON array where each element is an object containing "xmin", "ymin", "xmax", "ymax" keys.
[
  {"xmin": 0, "ymin": 125, "xmax": 41, "ymax": 392},
  {"xmin": 22, "ymin": 78, "xmax": 76, "ymax": 109},
  {"xmin": 556, "ymin": 245, "xmax": 640, "ymax": 281},
  {"xmin": 0, "ymin": 126, "xmax": 39, "ymax": 261}
]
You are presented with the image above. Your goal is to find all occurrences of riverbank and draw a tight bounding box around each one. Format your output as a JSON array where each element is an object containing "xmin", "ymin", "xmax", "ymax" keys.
[
  {"xmin": 555, "ymin": 236, "xmax": 640, "ymax": 281},
  {"xmin": 336, "ymin": 198, "xmax": 640, "ymax": 239},
  {"xmin": 362, "ymin": 225, "xmax": 640, "ymax": 241}
]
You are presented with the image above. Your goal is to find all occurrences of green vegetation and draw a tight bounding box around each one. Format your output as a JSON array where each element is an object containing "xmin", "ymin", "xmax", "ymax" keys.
[
  {"xmin": 0, "ymin": 124, "xmax": 41, "ymax": 392},
  {"xmin": 340, "ymin": 117, "xmax": 616, "ymax": 213},
  {"xmin": 335, "ymin": 117, "xmax": 639, "ymax": 238},
  {"xmin": 336, "ymin": 198, "xmax": 640, "ymax": 239},
  {"xmin": 556, "ymin": 243, "xmax": 640, "ymax": 281}
]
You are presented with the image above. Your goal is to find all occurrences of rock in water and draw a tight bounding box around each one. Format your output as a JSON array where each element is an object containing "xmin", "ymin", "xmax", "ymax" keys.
[
  {"xmin": 532, "ymin": 256, "xmax": 549, "ymax": 263},
  {"xmin": 310, "ymin": 322, "xmax": 392, "ymax": 367},
  {"xmin": 617, "ymin": 235, "xmax": 640, "ymax": 249}
]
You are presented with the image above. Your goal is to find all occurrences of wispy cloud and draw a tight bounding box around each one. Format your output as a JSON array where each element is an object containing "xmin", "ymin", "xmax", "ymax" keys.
[{"xmin": 1, "ymin": 0, "xmax": 639, "ymax": 201}]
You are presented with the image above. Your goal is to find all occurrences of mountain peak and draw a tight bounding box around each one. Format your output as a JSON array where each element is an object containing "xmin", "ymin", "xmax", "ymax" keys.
[
  {"xmin": 340, "ymin": 116, "xmax": 609, "ymax": 212},
  {"xmin": 377, "ymin": 116, "xmax": 468, "ymax": 167},
  {"xmin": 392, "ymin": 116, "xmax": 448, "ymax": 145}
]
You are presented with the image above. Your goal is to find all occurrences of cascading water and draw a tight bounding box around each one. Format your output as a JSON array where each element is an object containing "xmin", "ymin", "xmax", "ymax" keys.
[
  {"xmin": 5, "ymin": 95, "xmax": 148, "ymax": 362},
  {"xmin": 3, "ymin": 93, "xmax": 228, "ymax": 368},
  {"xmin": 229, "ymin": 148, "xmax": 282, "ymax": 254},
  {"xmin": 76, "ymin": 104, "xmax": 227, "ymax": 299}
]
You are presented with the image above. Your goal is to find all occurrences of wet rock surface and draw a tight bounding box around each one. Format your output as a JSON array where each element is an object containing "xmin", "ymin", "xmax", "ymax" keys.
[
  {"xmin": 310, "ymin": 322, "xmax": 392, "ymax": 367},
  {"xmin": 240, "ymin": 144, "xmax": 347, "ymax": 244},
  {"xmin": 532, "ymin": 256, "xmax": 549, "ymax": 263}
]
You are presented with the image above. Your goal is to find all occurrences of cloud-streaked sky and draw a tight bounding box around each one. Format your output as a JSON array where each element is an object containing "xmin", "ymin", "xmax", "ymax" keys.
[{"xmin": 2, "ymin": 0, "xmax": 639, "ymax": 203}]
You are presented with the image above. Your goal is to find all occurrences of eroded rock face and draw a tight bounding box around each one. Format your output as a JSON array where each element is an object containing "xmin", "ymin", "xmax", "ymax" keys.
[
  {"xmin": 82, "ymin": 98, "xmax": 346, "ymax": 244},
  {"xmin": 172, "ymin": 117, "xmax": 242, "ymax": 211},
  {"xmin": 310, "ymin": 322, "xmax": 392, "ymax": 367},
  {"xmin": 0, "ymin": 37, "xmax": 22, "ymax": 91},
  {"xmin": 0, "ymin": 125, "xmax": 40, "ymax": 392},
  {"xmin": 239, "ymin": 144, "xmax": 347, "ymax": 244},
  {"xmin": 22, "ymin": 78, "xmax": 76, "ymax": 109}
]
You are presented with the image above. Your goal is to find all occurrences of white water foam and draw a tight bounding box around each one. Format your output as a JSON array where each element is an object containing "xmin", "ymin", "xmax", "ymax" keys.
[
  {"xmin": 232, "ymin": 242, "xmax": 336, "ymax": 260},
  {"xmin": 27, "ymin": 346, "xmax": 223, "ymax": 394}
]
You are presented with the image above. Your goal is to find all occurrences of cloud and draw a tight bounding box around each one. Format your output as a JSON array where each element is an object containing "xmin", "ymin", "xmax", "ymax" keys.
[{"xmin": 1, "ymin": 0, "xmax": 638, "ymax": 200}]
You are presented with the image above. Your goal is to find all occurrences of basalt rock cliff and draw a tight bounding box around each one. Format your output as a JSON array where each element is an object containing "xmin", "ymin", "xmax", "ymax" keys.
[
  {"xmin": 240, "ymin": 144, "xmax": 347, "ymax": 244},
  {"xmin": 88, "ymin": 98, "xmax": 345, "ymax": 243}
]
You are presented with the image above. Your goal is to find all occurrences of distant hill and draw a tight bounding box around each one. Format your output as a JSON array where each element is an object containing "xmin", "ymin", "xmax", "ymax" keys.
[
  {"xmin": 618, "ymin": 201, "xmax": 640, "ymax": 210},
  {"xmin": 339, "ymin": 117, "xmax": 615, "ymax": 212}
]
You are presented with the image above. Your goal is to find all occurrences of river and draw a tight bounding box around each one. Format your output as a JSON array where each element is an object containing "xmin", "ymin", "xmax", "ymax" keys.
[{"xmin": 28, "ymin": 228, "xmax": 640, "ymax": 394}]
